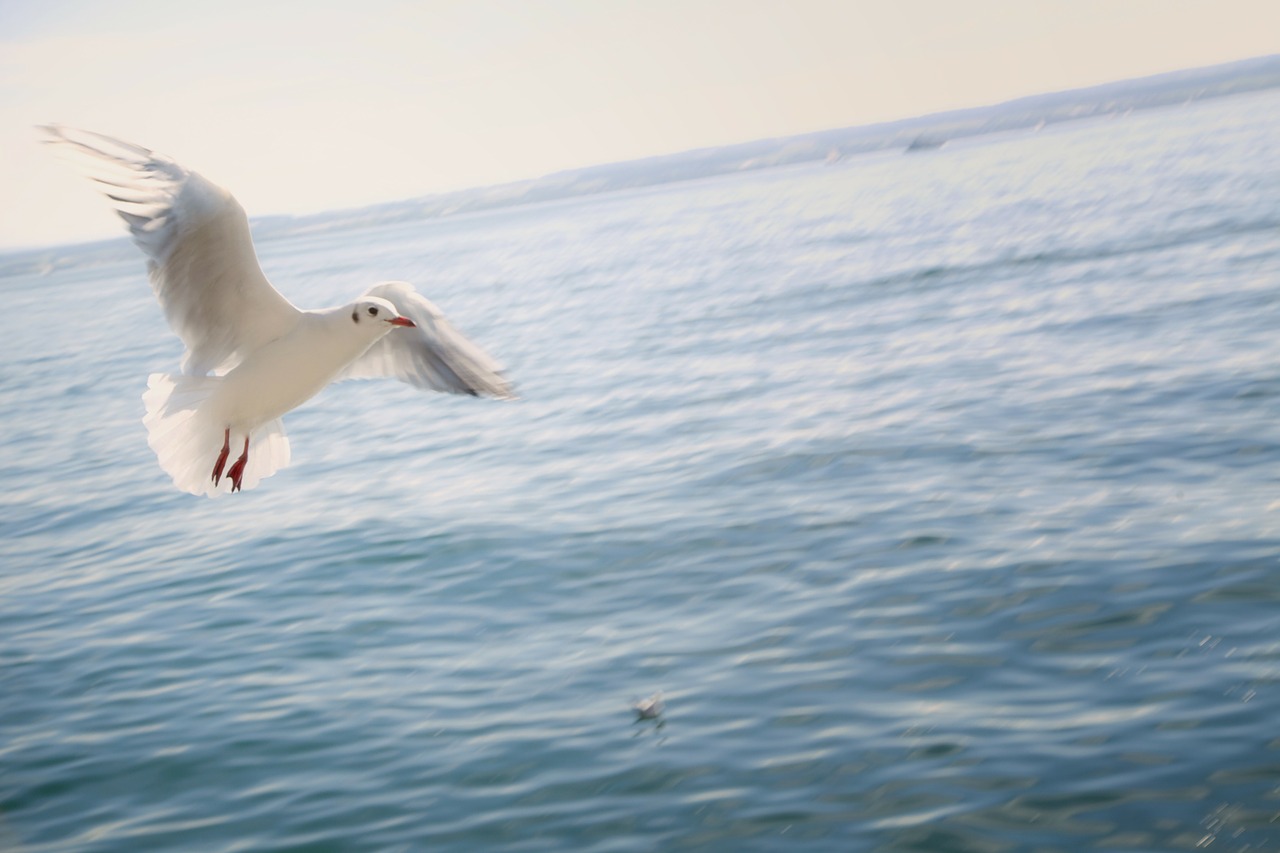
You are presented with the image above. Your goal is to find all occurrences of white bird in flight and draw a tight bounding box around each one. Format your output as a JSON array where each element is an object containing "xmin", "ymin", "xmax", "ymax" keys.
[{"xmin": 42, "ymin": 125, "xmax": 514, "ymax": 497}]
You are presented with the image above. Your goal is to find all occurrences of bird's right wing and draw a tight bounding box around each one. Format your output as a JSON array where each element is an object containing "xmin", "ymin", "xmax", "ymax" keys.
[
  {"xmin": 340, "ymin": 281, "xmax": 516, "ymax": 399},
  {"xmin": 41, "ymin": 125, "xmax": 301, "ymax": 375}
]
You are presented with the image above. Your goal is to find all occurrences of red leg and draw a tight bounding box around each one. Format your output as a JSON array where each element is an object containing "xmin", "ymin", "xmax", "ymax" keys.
[
  {"xmin": 211, "ymin": 428, "xmax": 231, "ymax": 486},
  {"xmin": 227, "ymin": 436, "xmax": 250, "ymax": 493}
]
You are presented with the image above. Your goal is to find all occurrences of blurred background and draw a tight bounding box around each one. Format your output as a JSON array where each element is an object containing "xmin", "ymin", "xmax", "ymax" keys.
[{"xmin": 3, "ymin": 2, "xmax": 1280, "ymax": 850}]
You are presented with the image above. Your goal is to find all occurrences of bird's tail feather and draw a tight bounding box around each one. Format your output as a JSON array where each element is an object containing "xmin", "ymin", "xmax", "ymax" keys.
[{"xmin": 142, "ymin": 373, "xmax": 290, "ymax": 497}]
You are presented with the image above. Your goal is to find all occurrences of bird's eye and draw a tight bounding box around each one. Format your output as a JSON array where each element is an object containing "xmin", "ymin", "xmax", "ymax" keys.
[{"xmin": 368, "ymin": 306, "xmax": 378, "ymax": 317}]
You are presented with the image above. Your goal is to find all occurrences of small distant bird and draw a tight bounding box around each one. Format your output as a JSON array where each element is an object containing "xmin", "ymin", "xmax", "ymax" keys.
[
  {"xmin": 633, "ymin": 692, "xmax": 665, "ymax": 720},
  {"xmin": 41, "ymin": 126, "xmax": 514, "ymax": 496}
]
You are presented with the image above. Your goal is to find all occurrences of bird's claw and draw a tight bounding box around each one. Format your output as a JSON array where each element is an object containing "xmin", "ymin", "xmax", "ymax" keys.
[
  {"xmin": 211, "ymin": 428, "xmax": 231, "ymax": 486},
  {"xmin": 226, "ymin": 436, "xmax": 249, "ymax": 493}
]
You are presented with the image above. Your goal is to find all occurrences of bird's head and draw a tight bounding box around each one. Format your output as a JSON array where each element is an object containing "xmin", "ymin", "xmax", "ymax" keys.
[{"xmin": 348, "ymin": 296, "xmax": 415, "ymax": 331}]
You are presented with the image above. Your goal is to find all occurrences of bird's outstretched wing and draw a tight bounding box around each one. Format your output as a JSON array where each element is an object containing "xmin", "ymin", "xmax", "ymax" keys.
[
  {"xmin": 341, "ymin": 281, "xmax": 515, "ymax": 399},
  {"xmin": 40, "ymin": 125, "xmax": 301, "ymax": 375}
]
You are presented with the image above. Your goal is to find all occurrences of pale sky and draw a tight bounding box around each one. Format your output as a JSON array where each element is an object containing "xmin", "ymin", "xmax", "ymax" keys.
[{"xmin": 2, "ymin": 0, "xmax": 1277, "ymax": 250}]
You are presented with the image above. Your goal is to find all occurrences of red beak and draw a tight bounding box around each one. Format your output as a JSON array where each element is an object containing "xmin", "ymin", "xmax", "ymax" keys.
[{"xmin": 388, "ymin": 316, "xmax": 416, "ymax": 327}]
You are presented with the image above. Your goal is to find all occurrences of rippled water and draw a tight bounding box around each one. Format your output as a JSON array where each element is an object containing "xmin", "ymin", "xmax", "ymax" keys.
[{"xmin": 4, "ymin": 90, "xmax": 1280, "ymax": 851}]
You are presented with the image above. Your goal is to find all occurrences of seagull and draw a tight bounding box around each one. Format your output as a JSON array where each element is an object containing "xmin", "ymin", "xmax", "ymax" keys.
[
  {"xmin": 632, "ymin": 692, "xmax": 665, "ymax": 720},
  {"xmin": 41, "ymin": 125, "xmax": 514, "ymax": 497}
]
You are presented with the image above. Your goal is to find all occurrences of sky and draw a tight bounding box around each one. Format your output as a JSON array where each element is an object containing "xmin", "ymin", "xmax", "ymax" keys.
[{"xmin": 2, "ymin": 0, "xmax": 1277, "ymax": 250}]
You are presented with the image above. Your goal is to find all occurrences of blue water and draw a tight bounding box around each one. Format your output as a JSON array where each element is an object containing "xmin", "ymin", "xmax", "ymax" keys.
[{"xmin": 3, "ymin": 90, "xmax": 1280, "ymax": 851}]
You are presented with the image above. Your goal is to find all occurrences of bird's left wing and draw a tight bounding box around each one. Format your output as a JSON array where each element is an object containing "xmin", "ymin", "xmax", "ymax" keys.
[
  {"xmin": 40, "ymin": 125, "xmax": 301, "ymax": 375},
  {"xmin": 340, "ymin": 281, "xmax": 515, "ymax": 399}
]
